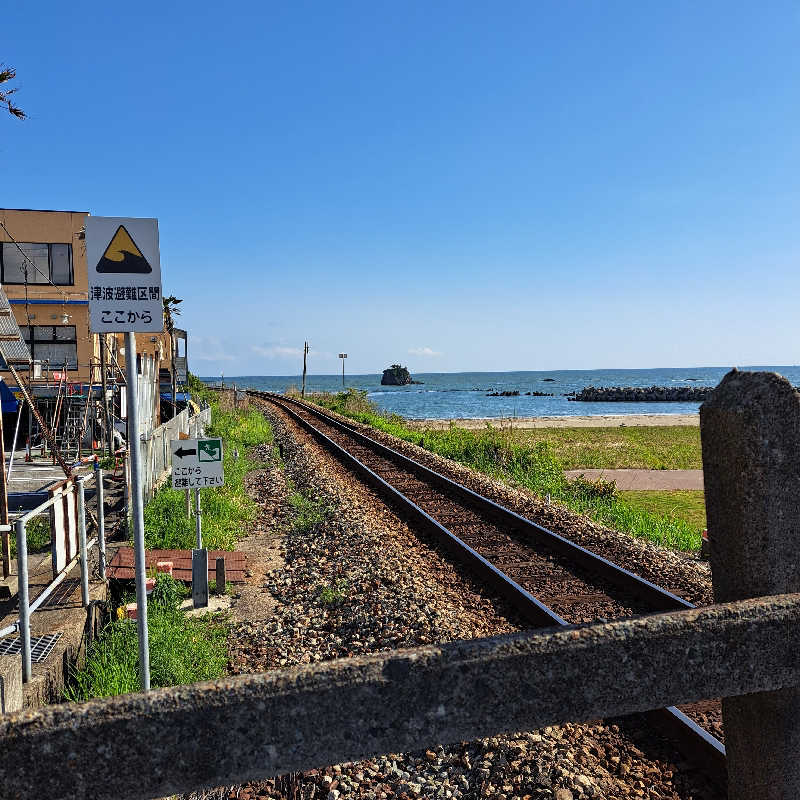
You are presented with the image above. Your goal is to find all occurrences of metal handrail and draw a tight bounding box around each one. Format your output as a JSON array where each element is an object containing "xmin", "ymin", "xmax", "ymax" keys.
[{"xmin": 0, "ymin": 465, "xmax": 107, "ymax": 682}]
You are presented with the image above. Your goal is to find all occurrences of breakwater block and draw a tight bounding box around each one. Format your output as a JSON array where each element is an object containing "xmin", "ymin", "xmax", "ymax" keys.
[{"xmin": 568, "ymin": 385, "xmax": 713, "ymax": 402}]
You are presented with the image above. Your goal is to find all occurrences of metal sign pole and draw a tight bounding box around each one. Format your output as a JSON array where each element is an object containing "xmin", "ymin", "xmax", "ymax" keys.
[
  {"xmin": 194, "ymin": 488, "xmax": 202, "ymax": 549},
  {"xmin": 125, "ymin": 331, "xmax": 150, "ymax": 692}
]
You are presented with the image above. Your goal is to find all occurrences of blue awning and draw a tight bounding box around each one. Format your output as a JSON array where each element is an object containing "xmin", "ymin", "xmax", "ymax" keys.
[{"xmin": 1, "ymin": 380, "xmax": 18, "ymax": 413}]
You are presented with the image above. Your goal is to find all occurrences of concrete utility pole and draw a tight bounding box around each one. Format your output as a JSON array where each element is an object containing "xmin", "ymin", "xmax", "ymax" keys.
[
  {"xmin": 301, "ymin": 341, "xmax": 309, "ymax": 397},
  {"xmin": 339, "ymin": 353, "xmax": 347, "ymax": 389},
  {"xmin": 701, "ymin": 369, "xmax": 800, "ymax": 799}
]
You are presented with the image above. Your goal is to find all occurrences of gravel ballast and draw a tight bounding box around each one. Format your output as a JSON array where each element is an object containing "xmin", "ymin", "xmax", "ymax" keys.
[{"xmin": 189, "ymin": 400, "xmax": 721, "ymax": 800}]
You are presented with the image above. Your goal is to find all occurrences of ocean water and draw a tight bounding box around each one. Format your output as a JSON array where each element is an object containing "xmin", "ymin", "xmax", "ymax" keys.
[{"xmin": 202, "ymin": 366, "xmax": 800, "ymax": 420}]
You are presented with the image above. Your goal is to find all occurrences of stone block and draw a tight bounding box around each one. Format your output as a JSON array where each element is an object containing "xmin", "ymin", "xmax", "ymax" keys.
[{"xmin": 0, "ymin": 654, "xmax": 22, "ymax": 714}]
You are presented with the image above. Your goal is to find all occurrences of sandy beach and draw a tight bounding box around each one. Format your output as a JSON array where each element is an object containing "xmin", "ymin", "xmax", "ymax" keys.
[{"xmin": 403, "ymin": 413, "xmax": 700, "ymax": 430}]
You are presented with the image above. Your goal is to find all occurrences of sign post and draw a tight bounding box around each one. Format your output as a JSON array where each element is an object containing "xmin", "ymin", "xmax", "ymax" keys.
[
  {"xmin": 339, "ymin": 353, "xmax": 347, "ymax": 388},
  {"xmin": 171, "ymin": 437, "xmax": 224, "ymax": 608},
  {"xmin": 86, "ymin": 216, "xmax": 163, "ymax": 693}
]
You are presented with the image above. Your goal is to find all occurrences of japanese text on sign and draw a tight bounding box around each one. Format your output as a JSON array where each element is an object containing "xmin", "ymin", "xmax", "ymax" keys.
[
  {"xmin": 86, "ymin": 217, "xmax": 164, "ymax": 333},
  {"xmin": 171, "ymin": 438, "xmax": 224, "ymax": 489}
]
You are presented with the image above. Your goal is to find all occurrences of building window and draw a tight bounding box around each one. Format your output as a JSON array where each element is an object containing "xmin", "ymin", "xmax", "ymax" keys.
[
  {"xmin": 21, "ymin": 326, "xmax": 78, "ymax": 370},
  {"xmin": 0, "ymin": 242, "xmax": 73, "ymax": 285}
]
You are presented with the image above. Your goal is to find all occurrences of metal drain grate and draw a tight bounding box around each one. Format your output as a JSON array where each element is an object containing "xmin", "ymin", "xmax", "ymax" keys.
[
  {"xmin": 0, "ymin": 633, "xmax": 62, "ymax": 663},
  {"xmin": 39, "ymin": 578, "xmax": 81, "ymax": 608}
]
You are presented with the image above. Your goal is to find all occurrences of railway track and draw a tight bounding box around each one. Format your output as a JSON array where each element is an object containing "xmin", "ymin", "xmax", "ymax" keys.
[{"xmin": 250, "ymin": 391, "xmax": 727, "ymax": 787}]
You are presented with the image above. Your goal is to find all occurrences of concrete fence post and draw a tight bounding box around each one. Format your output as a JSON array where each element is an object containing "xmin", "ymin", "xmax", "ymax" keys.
[{"xmin": 701, "ymin": 369, "xmax": 800, "ymax": 799}]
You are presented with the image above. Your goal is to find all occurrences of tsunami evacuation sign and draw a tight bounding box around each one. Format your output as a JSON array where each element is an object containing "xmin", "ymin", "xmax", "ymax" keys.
[
  {"xmin": 171, "ymin": 438, "xmax": 225, "ymax": 489},
  {"xmin": 86, "ymin": 216, "xmax": 163, "ymax": 333}
]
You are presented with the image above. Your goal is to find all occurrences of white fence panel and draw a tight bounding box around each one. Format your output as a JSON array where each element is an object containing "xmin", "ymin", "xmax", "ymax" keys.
[{"xmin": 140, "ymin": 407, "xmax": 211, "ymax": 498}]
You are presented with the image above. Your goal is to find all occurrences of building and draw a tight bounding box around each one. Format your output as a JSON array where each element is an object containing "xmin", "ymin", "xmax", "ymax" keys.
[
  {"xmin": 0, "ymin": 208, "xmax": 181, "ymax": 447},
  {"xmin": 0, "ymin": 209, "xmax": 92, "ymax": 384}
]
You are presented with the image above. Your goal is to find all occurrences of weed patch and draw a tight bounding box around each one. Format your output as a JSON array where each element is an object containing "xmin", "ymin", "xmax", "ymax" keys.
[
  {"xmin": 290, "ymin": 491, "xmax": 330, "ymax": 533},
  {"xmin": 10, "ymin": 515, "xmax": 51, "ymax": 558},
  {"xmin": 317, "ymin": 579, "xmax": 348, "ymax": 607},
  {"xmin": 65, "ymin": 574, "xmax": 226, "ymax": 700}
]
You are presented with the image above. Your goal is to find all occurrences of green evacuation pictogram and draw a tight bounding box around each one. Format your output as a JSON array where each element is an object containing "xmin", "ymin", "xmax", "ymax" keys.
[{"xmin": 198, "ymin": 439, "xmax": 222, "ymax": 462}]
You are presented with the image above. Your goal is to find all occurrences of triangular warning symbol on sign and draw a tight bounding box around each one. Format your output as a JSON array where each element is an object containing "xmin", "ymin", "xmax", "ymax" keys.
[{"xmin": 95, "ymin": 225, "xmax": 152, "ymax": 274}]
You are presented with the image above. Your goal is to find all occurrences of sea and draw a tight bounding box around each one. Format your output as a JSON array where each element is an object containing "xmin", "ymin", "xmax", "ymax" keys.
[{"xmin": 201, "ymin": 366, "xmax": 800, "ymax": 420}]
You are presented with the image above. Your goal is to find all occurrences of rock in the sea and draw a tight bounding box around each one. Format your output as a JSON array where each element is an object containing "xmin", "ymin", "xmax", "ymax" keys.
[{"xmin": 381, "ymin": 364, "xmax": 413, "ymax": 385}]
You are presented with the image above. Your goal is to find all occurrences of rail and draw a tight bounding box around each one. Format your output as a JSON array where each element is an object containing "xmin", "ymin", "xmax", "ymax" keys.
[
  {"xmin": 256, "ymin": 392, "xmax": 726, "ymax": 781},
  {"xmin": 0, "ymin": 371, "xmax": 796, "ymax": 800}
]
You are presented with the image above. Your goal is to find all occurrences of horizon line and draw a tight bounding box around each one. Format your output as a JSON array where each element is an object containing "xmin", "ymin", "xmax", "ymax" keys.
[{"xmin": 199, "ymin": 364, "xmax": 799, "ymax": 380}]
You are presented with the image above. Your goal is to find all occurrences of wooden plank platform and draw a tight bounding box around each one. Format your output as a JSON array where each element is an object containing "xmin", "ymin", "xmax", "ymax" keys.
[{"xmin": 107, "ymin": 547, "xmax": 247, "ymax": 583}]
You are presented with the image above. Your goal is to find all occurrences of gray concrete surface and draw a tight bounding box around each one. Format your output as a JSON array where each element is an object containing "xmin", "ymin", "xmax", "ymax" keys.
[
  {"xmin": 701, "ymin": 370, "xmax": 800, "ymax": 800},
  {"xmin": 0, "ymin": 549, "xmax": 107, "ymax": 708},
  {"xmin": 564, "ymin": 468, "xmax": 704, "ymax": 490},
  {"xmin": 1, "ymin": 593, "xmax": 798, "ymax": 800},
  {"xmin": 5, "ymin": 455, "xmax": 93, "ymax": 494}
]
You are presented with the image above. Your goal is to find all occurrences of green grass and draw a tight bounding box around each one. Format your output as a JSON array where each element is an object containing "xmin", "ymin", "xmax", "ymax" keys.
[
  {"xmin": 308, "ymin": 389, "xmax": 702, "ymax": 551},
  {"xmin": 9, "ymin": 516, "xmax": 52, "ymax": 558},
  {"xmin": 619, "ymin": 490, "xmax": 707, "ymax": 532},
  {"xmin": 317, "ymin": 578, "xmax": 348, "ymax": 607},
  {"xmin": 65, "ymin": 575, "xmax": 227, "ymax": 700},
  {"xmin": 142, "ymin": 401, "xmax": 273, "ymax": 551},
  {"xmin": 289, "ymin": 490, "xmax": 330, "ymax": 533},
  {"xmin": 504, "ymin": 425, "xmax": 702, "ymax": 470}
]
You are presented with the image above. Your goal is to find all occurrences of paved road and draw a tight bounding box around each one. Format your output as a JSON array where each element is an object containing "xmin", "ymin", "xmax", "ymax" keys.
[{"xmin": 564, "ymin": 468, "xmax": 704, "ymax": 490}]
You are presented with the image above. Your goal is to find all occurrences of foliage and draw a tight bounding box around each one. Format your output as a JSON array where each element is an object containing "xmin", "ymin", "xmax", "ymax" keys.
[
  {"xmin": 187, "ymin": 371, "xmax": 209, "ymax": 397},
  {"xmin": 290, "ymin": 490, "xmax": 330, "ymax": 533},
  {"xmin": 317, "ymin": 579, "xmax": 348, "ymax": 607},
  {"xmin": 0, "ymin": 65, "xmax": 25, "ymax": 120},
  {"xmin": 308, "ymin": 391, "xmax": 702, "ymax": 551},
  {"xmin": 65, "ymin": 602, "xmax": 227, "ymax": 700},
  {"xmin": 10, "ymin": 515, "xmax": 51, "ymax": 558},
  {"xmin": 163, "ymin": 295, "xmax": 182, "ymax": 335},
  {"xmin": 570, "ymin": 474, "xmax": 618, "ymax": 500},
  {"xmin": 149, "ymin": 573, "xmax": 187, "ymax": 611},
  {"xmin": 96, "ymin": 455, "xmax": 116, "ymax": 471}
]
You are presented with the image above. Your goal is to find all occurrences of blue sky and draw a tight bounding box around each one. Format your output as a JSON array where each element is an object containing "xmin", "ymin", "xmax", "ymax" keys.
[{"xmin": 4, "ymin": 1, "xmax": 800, "ymax": 376}]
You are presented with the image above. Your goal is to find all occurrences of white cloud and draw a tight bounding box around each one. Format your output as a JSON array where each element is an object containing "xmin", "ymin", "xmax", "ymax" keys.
[
  {"xmin": 251, "ymin": 344, "xmax": 303, "ymax": 358},
  {"xmin": 408, "ymin": 346, "xmax": 442, "ymax": 357},
  {"xmin": 193, "ymin": 353, "xmax": 235, "ymax": 362},
  {"xmin": 192, "ymin": 336, "xmax": 237, "ymax": 362},
  {"xmin": 252, "ymin": 343, "xmax": 332, "ymax": 360}
]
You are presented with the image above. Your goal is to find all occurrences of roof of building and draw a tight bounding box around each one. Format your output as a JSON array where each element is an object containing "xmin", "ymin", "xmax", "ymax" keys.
[{"xmin": 0, "ymin": 208, "xmax": 89, "ymax": 215}]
